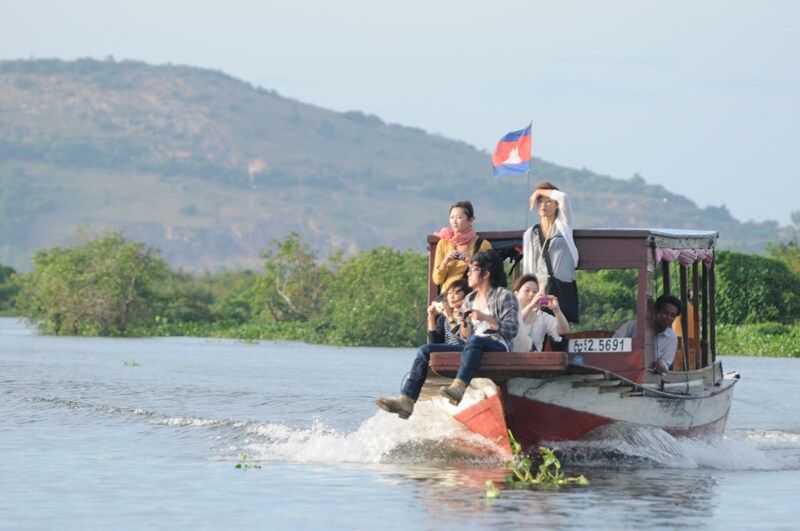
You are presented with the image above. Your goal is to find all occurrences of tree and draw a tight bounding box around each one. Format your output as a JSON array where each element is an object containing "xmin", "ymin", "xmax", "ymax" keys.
[
  {"xmin": 16, "ymin": 228, "xmax": 170, "ymax": 335},
  {"xmin": 767, "ymin": 237, "xmax": 800, "ymax": 278},
  {"xmin": 321, "ymin": 247, "xmax": 427, "ymax": 347},
  {"xmin": 0, "ymin": 263, "xmax": 19, "ymax": 315},
  {"xmin": 574, "ymin": 269, "xmax": 638, "ymax": 331},
  {"xmin": 257, "ymin": 232, "xmax": 338, "ymax": 322}
]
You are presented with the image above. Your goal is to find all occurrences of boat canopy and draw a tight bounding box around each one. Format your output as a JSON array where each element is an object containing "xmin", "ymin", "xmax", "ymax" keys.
[{"xmin": 426, "ymin": 227, "xmax": 721, "ymax": 384}]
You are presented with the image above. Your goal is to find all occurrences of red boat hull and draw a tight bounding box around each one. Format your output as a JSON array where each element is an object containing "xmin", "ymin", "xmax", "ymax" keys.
[
  {"xmin": 430, "ymin": 352, "xmax": 738, "ymax": 452},
  {"xmin": 505, "ymin": 394, "xmax": 613, "ymax": 445}
]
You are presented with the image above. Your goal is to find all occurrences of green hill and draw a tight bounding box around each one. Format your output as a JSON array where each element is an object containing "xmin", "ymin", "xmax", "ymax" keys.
[{"xmin": 0, "ymin": 58, "xmax": 792, "ymax": 271}]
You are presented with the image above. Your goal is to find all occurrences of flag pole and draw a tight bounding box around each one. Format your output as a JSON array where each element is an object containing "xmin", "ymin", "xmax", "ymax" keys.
[
  {"xmin": 524, "ymin": 119, "xmax": 533, "ymax": 229},
  {"xmin": 525, "ymin": 165, "xmax": 531, "ymax": 229}
]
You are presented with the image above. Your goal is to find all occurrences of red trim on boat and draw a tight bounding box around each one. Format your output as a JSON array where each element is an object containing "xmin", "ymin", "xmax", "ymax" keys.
[
  {"xmin": 505, "ymin": 394, "xmax": 613, "ymax": 447},
  {"xmin": 453, "ymin": 391, "xmax": 511, "ymax": 454}
]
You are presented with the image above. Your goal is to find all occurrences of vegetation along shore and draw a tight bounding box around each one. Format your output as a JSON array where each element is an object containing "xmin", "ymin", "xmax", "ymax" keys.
[{"xmin": 1, "ymin": 229, "xmax": 798, "ymax": 357}]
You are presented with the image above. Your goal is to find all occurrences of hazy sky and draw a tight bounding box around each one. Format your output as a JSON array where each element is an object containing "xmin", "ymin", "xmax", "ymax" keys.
[{"xmin": 3, "ymin": 0, "xmax": 798, "ymax": 225}]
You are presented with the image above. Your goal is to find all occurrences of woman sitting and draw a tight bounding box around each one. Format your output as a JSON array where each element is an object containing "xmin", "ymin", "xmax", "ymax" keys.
[
  {"xmin": 512, "ymin": 274, "xmax": 570, "ymax": 352},
  {"xmin": 376, "ymin": 250, "xmax": 519, "ymax": 419},
  {"xmin": 427, "ymin": 278, "xmax": 471, "ymax": 346},
  {"xmin": 432, "ymin": 200, "xmax": 492, "ymax": 294}
]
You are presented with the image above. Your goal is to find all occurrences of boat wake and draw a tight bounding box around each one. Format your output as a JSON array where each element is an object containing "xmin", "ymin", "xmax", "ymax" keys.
[
  {"xmin": 223, "ymin": 401, "xmax": 505, "ymax": 466},
  {"xmin": 27, "ymin": 390, "xmax": 800, "ymax": 471},
  {"xmin": 553, "ymin": 423, "xmax": 800, "ymax": 471}
]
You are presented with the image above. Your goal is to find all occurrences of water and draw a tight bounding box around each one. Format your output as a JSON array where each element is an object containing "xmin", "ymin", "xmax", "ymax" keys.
[{"xmin": 2, "ymin": 317, "xmax": 799, "ymax": 529}]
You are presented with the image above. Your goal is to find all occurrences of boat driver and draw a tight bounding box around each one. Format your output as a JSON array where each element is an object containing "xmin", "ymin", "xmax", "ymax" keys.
[{"xmin": 613, "ymin": 294, "xmax": 682, "ymax": 374}]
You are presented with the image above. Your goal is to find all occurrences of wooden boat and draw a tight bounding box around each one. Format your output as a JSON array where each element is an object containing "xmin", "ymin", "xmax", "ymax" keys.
[{"xmin": 425, "ymin": 228, "xmax": 740, "ymax": 453}]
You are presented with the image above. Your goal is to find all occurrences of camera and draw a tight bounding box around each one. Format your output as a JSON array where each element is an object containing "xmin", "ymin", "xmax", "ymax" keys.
[
  {"xmin": 434, "ymin": 301, "xmax": 445, "ymax": 313},
  {"xmin": 454, "ymin": 252, "xmax": 464, "ymax": 260},
  {"xmin": 538, "ymin": 296, "xmax": 550, "ymax": 305}
]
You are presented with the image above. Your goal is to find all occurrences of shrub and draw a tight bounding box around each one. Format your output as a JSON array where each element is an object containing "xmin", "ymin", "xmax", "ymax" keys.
[{"xmin": 716, "ymin": 251, "xmax": 800, "ymax": 325}]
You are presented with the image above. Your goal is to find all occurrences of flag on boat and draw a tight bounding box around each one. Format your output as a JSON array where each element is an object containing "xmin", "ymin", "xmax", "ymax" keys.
[{"xmin": 492, "ymin": 123, "xmax": 532, "ymax": 178}]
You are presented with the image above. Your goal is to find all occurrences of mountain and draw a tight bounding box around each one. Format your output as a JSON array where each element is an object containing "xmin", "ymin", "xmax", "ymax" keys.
[{"xmin": 0, "ymin": 58, "xmax": 792, "ymax": 272}]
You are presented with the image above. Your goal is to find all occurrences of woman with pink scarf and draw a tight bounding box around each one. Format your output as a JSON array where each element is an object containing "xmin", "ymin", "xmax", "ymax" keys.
[{"xmin": 432, "ymin": 200, "xmax": 492, "ymax": 294}]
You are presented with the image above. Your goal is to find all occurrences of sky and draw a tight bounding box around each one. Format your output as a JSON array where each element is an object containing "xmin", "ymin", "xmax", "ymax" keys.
[{"xmin": 2, "ymin": 0, "xmax": 798, "ymax": 225}]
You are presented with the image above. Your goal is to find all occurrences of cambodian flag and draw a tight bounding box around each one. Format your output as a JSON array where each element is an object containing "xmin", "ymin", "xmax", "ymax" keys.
[{"xmin": 492, "ymin": 123, "xmax": 532, "ymax": 178}]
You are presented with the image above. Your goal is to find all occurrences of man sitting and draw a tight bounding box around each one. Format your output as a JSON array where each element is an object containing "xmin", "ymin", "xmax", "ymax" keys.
[
  {"xmin": 375, "ymin": 250, "xmax": 519, "ymax": 419},
  {"xmin": 613, "ymin": 294, "xmax": 682, "ymax": 374}
]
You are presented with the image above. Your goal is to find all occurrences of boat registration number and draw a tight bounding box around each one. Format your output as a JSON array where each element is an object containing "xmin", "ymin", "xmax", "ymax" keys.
[{"xmin": 568, "ymin": 337, "xmax": 632, "ymax": 353}]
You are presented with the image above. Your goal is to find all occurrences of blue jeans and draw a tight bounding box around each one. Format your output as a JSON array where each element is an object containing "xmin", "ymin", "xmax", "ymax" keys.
[{"xmin": 401, "ymin": 335, "xmax": 508, "ymax": 401}]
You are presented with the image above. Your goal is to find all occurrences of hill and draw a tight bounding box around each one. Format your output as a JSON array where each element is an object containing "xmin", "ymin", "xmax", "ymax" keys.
[{"xmin": 0, "ymin": 58, "xmax": 792, "ymax": 271}]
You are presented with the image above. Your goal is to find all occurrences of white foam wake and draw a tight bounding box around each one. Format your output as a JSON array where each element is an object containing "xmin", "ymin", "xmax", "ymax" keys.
[
  {"xmin": 224, "ymin": 401, "xmax": 505, "ymax": 465},
  {"xmin": 556, "ymin": 423, "xmax": 800, "ymax": 471}
]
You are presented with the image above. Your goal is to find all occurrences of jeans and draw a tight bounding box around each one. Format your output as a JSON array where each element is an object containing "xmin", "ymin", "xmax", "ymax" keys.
[
  {"xmin": 401, "ymin": 335, "xmax": 508, "ymax": 401},
  {"xmin": 401, "ymin": 343, "xmax": 462, "ymax": 401}
]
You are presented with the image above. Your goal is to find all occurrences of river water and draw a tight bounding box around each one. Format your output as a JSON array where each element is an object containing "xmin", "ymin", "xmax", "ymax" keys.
[{"xmin": 1, "ymin": 317, "xmax": 798, "ymax": 529}]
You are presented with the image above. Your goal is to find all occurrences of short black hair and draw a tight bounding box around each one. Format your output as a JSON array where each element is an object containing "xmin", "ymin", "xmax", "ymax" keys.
[
  {"xmin": 471, "ymin": 250, "xmax": 507, "ymax": 288},
  {"xmin": 656, "ymin": 294, "xmax": 682, "ymax": 316}
]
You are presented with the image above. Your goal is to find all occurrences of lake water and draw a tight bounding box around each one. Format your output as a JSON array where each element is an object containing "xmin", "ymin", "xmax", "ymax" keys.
[{"xmin": 2, "ymin": 317, "xmax": 799, "ymax": 530}]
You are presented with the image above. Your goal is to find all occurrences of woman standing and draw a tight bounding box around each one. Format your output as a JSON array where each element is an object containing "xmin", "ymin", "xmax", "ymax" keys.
[
  {"xmin": 432, "ymin": 200, "xmax": 492, "ymax": 295},
  {"xmin": 522, "ymin": 182, "xmax": 580, "ymax": 323},
  {"xmin": 375, "ymin": 250, "xmax": 519, "ymax": 419}
]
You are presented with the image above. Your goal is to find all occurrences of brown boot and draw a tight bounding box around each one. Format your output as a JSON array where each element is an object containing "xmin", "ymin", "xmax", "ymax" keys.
[
  {"xmin": 440, "ymin": 378, "xmax": 467, "ymax": 406},
  {"xmin": 375, "ymin": 394, "xmax": 414, "ymax": 419}
]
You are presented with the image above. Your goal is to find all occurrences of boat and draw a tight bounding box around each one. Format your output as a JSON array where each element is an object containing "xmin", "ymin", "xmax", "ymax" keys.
[{"xmin": 423, "ymin": 228, "xmax": 740, "ymax": 454}]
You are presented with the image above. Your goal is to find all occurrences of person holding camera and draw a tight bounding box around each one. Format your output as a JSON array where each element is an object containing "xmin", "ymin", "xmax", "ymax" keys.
[
  {"xmin": 432, "ymin": 200, "xmax": 492, "ymax": 295},
  {"xmin": 427, "ymin": 278, "xmax": 472, "ymax": 346},
  {"xmin": 511, "ymin": 274, "xmax": 570, "ymax": 352},
  {"xmin": 376, "ymin": 250, "xmax": 518, "ymax": 419}
]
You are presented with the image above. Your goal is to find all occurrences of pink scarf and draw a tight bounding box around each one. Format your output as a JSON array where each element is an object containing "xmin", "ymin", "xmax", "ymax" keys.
[{"xmin": 434, "ymin": 227, "xmax": 477, "ymax": 248}]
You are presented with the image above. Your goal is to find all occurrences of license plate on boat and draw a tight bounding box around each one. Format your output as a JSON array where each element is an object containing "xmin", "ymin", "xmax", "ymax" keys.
[{"xmin": 568, "ymin": 337, "xmax": 632, "ymax": 353}]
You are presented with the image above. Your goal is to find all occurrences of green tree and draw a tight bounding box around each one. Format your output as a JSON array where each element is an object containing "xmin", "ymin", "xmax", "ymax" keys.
[
  {"xmin": 16, "ymin": 228, "xmax": 170, "ymax": 335},
  {"xmin": 155, "ymin": 270, "xmax": 214, "ymax": 325},
  {"xmin": 257, "ymin": 232, "xmax": 338, "ymax": 322},
  {"xmin": 716, "ymin": 250, "xmax": 800, "ymax": 325},
  {"xmin": 0, "ymin": 263, "xmax": 19, "ymax": 315},
  {"xmin": 574, "ymin": 269, "xmax": 638, "ymax": 331},
  {"xmin": 206, "ymin": 270, "xmax": 261, "ymax": 325},
  {"xmin": 767, "ymin": 237, "xmax": 800, "ymax": 278},
  {"xmin": 321, "ymin": 247, "xmax": 427, "ymax": 347}
]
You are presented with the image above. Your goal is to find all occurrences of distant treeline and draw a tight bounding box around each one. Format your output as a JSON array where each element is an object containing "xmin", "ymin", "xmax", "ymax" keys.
[{"xmin": 2, "ymin": 229, "xmax": 799, "ymax": 355}]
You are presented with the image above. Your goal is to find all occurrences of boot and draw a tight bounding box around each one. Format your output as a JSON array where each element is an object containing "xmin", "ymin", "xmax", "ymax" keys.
[
  {"xmin": 375, "ymin": 394, "xmax": 414, "ymax": 419},
  {"xmin": 440, "ymin": 378, "xmax": 467, "ymax": 406}
]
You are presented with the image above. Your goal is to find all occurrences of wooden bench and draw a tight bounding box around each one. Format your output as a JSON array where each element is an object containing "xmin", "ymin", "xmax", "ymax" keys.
[{"xmin": 429, "ymin": 351, "xmax": 568, "ymax": 383}]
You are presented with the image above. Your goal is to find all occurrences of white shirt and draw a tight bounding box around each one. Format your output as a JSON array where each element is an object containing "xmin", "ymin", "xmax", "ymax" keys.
[
  {"xmin": 523, "ymin": 311, "xmax": 563, "ymax": 352},
  {"xmin": 510, "ymin": 310, "xmax": 563, "ymax": 352},
  {"xmin": 613, "ymin": 320, "xmax": 678, "ymax": 369},
  {"xmin": 522, "ymin": 189, "xmax": 579, "ymax": 283}
]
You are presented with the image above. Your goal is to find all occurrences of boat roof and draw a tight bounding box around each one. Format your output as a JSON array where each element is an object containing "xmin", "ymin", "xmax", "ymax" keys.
[
  {"xmin": 578, "ymin": 228, "xmax": 718, "ymax": 239},
  {"xmin": 426, "ymin": 227, "xmax": 719, "ymax": 279},
  {"xmin": 574, "ymin": 228, "xmax": 718, "ymax": 250}
]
